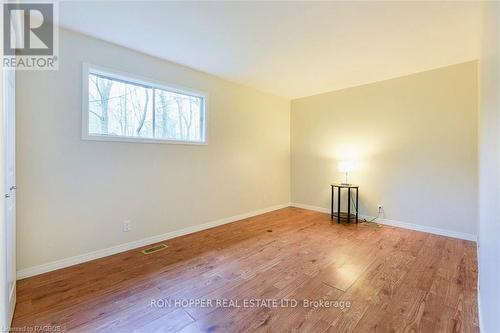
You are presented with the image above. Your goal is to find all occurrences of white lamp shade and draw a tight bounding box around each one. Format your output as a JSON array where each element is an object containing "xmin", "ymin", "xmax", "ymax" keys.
[{"xmin": 338, "ymin": 160, "xmax": 355, "ymax": 173}]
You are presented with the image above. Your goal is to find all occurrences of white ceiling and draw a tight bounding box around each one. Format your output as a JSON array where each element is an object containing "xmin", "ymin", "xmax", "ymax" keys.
[{"xmin": 59, "ymin": 1, "xmax": 482, "ymax": 99}]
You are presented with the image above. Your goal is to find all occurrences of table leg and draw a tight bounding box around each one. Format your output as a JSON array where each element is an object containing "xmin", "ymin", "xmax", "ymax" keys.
[
  {"xmin": 330, "ymin": 186, "xmax": 333, "ymax": 222},
  {"xmin": 356, "ymin": 188, "xmax": 359, "ymax": 223},
  {"xmin": 337, "ymin": 186, "xmax": 341, "ymax": 224},
  {"xmin": 347, "ymin": 187, "xmax": 351, "ymax": 224}
]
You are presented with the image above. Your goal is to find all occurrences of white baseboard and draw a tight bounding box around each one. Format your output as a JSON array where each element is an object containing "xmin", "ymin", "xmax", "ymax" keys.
[
  {"xmin": 292, "ymin": 202, "xmax": 331, "ymax": 214},
  {"xmin": 291, "ymin": 202, "xmax": 477, "ymax": 242},
  {"xmin": 17, "ymin": 203, "xmax": 291, "ymax": 280},
  {"xmin": 18, "ymin": 202, "xmax": 476, "ymax": 279}
]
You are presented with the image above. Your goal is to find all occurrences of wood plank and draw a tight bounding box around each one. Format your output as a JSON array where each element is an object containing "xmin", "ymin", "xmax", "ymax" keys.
[{"xmin": 12, "ymin": 208, "xmax": 478, "ymax": 332}]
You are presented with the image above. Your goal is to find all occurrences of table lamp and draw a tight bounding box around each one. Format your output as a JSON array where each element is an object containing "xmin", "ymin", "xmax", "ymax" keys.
[{"xmin": 338, "ymin": 160, "xmax": 355, "ymax": 185}]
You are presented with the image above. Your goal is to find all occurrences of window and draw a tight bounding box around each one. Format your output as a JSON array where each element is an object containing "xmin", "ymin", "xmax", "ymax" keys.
[{"xmin": 82, "ymin": 64, "xmax": 207, "ymax": 144}]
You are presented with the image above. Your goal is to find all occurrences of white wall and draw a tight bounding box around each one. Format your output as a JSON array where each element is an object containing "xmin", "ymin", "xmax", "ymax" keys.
[
  {"xmin": 291, "ymin": 62, "xmax": 478, "ymax": 238},
  {"xmin": 478, "ymin": 2, "xmax": 500, "ymax": 332},
  {"xmin": 16, "ymin": 29, "xmax": 290, "ymax": 271}
]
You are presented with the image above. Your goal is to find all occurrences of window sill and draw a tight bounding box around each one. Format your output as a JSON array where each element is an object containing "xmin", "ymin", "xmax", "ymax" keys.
[{"xmin": 82, "ymin": 134, "xmax": 208, "ymax": 146}]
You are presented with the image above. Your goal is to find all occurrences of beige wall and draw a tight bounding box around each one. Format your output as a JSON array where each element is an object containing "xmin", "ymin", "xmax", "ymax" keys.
[
  {"xmin": 478, "ymin": 2, "xmax": 500, "ymax": 331},
  {"xmin": 291, "ymin": 62, "xmax": 478, "ymax": 236},
  {"xmin": 16, "ymin": 29, "xmax": 290, "ymax": 270}
]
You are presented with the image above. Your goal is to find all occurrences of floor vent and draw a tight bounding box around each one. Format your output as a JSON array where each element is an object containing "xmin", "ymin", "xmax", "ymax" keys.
[{"xmin": 141, "ymin": 244, "xmax": 168, "ymax": 254}]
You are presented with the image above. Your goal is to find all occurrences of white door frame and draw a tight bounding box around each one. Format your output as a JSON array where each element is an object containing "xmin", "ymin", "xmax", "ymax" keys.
[
  {"xmin": 0, "ymin": 67, "xmax": 6, "ymax": 331},
  {"xmin": 0, "ymin": 65, "xmax": 16, "ymax": 330},
  {"xmin": 3, "ymin": 66, "xmax": 16, "ymax": 327},
  {"xmin": 1, "ymin": 5, "xmax": 19, "ymax": 328}
]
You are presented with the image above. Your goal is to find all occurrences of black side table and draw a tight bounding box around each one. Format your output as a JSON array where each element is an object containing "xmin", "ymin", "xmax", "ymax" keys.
[{"xmin": 331, "ymin": 184, "xmax": 359, "ymax": 224}]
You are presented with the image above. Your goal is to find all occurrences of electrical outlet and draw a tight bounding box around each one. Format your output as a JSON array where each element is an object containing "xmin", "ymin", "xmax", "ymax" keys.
[
  {"xmin": 123, "ymin": 220, "xmax": 131, "ymax": 232},
  {"xmin": 377, "ymin": 204, "xmax": 383, "ymax": 212}
]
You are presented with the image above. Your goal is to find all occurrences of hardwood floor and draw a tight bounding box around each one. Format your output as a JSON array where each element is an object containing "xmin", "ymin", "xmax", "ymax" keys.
[{"xmin": 12, "ymin": 207, "xmax": 479, "ymax": 332}]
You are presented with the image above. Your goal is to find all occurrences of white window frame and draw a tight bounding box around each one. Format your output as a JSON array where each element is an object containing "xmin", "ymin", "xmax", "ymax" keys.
[{"xmin": 82, "ymin": 62, "xmax": 208, "ymax": 145}]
